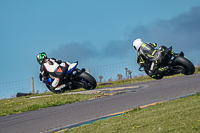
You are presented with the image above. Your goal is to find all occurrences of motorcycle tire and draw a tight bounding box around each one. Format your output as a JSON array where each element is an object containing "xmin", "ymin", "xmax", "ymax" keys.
[
  {"xmin": 74, "ymin": 72, "xmax": 97, "ymax": 90},
  {"xmin": 172, "ymin": 56, "xmax": 195, "ymax": 75}
]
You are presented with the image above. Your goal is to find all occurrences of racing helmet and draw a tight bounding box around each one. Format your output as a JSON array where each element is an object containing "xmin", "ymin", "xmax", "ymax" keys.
[
  {"xmin": 37, "ymin": 52, "xmax": 47, "ymax": 65},
  {"xmin": 133, "ymin": 38, "xmax": 144, "ymax": 51}
]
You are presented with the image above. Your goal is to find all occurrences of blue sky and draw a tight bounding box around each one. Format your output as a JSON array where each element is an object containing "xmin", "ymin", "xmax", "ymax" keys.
[{"xmin": 1, "ymin": 0, "xmax": 200, "ymax": 84}]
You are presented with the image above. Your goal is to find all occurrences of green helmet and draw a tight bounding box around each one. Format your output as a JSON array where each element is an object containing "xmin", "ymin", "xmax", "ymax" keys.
[{"xmin": 37, "ymin": 52, "xmax": 47, "ymax": 65}]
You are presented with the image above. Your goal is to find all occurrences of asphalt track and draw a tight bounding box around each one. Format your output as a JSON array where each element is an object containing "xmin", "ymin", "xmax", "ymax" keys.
[{"xmin": 1, "ymin": 74, "xmax": 200, "ymax": 133}]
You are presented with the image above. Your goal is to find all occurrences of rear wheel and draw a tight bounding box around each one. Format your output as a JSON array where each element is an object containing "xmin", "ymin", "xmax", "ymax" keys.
[
  {"xmin": 74, "ymin": 72, "xmax": 97, "ymax": 90},
  {"xmin": 173, "ymin": 56, "xmax": 195, "ymax": 75}
]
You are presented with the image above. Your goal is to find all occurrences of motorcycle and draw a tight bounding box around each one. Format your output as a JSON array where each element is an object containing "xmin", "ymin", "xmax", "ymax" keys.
[
  {"xmin": 40, "ymin": 61, "xmax": 97, "ymax": 93},
  {"xmin": 139, "ymin": 46, "xmax": 195, "ymax": 79}
]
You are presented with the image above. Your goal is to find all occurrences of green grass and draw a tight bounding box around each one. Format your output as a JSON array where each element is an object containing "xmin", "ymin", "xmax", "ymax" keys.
[
  {"xmin": 65, "ymin": 93, "xmax": 200, "ymax": 133},
  {"xmin": 0, "ymin": 93, "xmax": 98, "ymax": 117}
]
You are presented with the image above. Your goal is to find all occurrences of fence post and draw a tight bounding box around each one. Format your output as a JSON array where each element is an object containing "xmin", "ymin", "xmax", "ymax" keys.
[{"xmin": 31, "ymin": 77, "xmax": 34, "ymax": 94}]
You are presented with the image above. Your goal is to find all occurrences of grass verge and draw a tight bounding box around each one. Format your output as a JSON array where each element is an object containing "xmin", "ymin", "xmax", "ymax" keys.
[
  {"xmin": 0, "ymin": 93, "xmax": 98, "ymax": 117},
  {"xmin": 65, "ymin": 93, "xmax": 200, "ymax": 133}
]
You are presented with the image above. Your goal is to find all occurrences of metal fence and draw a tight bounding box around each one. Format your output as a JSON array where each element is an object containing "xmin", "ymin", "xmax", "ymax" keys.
[
  {"xmin": 1, "ymin": 49, "xmax": 200, "ymax": 99},
  {"xmin": 0, "ymin": 78, "xmax": 32, "ymax": 99},
  {"xmin": 89, "ymin": 60, "xmax": 139, "ymax": 83}
]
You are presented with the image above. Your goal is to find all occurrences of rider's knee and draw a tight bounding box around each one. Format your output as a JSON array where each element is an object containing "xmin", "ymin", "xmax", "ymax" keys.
[{"xmin": 52, "ymin": 78, "xmax": 60, "ymax": 88}]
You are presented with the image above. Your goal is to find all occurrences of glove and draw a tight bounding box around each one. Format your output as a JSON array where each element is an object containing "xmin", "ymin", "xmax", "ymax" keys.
[
  {"xmin": 152, "ymin": 43, "xmax": 157, "ymax": 47},
  {"xmin": 42, "ymin": 76, "xmax": 48, "ymax": 81}
]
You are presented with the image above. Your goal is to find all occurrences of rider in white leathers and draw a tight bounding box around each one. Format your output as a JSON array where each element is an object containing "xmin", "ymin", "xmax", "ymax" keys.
[{"xmin": 37, "ymin": 52, "xmax": 71, "ymax": 91}]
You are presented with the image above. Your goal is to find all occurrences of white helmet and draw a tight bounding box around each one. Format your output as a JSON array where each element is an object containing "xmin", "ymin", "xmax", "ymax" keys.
[{"xmin": 133, "ymin": 38, "xmax": 144, "ymax": 51}]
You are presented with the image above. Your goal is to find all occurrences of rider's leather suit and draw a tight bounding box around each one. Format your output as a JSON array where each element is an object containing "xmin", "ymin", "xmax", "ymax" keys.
[
  {"xmin": 40, "ymin": 58, "xmax": 69, "ymax": 90},
  {"xmin": 137, "ymin": 43, "xmax": 169, "ymax": 77}
]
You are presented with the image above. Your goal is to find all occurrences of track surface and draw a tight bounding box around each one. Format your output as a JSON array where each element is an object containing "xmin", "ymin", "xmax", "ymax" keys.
[{"xmin": 1, "ymin": 74, "xmax": 200, "ymax": 133}]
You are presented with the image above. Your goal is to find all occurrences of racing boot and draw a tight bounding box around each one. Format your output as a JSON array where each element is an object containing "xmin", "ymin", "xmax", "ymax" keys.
[
  {"xmin": 150, "ymin": 66, "xmax": 169, "ymax": 77},
  {"xmin": 55, "ymin": 84, "xmax": 66, "ymax": 91},
  {"xmin": 55, "ymin": 82, "xmax": 72, "ymax": 90}
]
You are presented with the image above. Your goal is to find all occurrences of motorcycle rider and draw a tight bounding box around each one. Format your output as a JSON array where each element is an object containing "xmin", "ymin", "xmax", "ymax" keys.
[
  {"xmin": 36, "ymin": 52, "xmax": 71, "ymax": 91},
  {"xmin": 133, "ymin": 38, "xmax": 170, "ymax": 77}
]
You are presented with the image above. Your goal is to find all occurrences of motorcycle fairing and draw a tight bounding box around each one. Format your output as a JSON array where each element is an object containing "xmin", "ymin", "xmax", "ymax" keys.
[{"xmin": 67, "ymin": 61, "xmax": 78, "ymax": 75}]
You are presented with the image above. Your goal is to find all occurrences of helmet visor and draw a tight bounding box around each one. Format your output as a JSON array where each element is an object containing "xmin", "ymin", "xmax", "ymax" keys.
[{"xmin": 37, "ymin": 53, "xmax": 46, "ymax": 64}]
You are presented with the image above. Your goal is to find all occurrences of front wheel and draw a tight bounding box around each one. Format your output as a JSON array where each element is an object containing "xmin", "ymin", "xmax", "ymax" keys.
[
  {"xmin": 172, "ymin": 56, "xmax": 195, "ymax": 75},
  {"xmin": 74, "ymin": 72, "xmax": 97, "ymax": 90}
]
